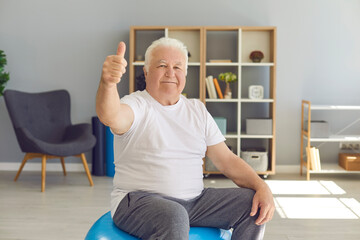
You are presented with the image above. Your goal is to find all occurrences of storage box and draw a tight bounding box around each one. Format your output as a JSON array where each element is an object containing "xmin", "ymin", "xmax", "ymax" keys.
[
  {"xmin": 304, "ymin": 120, "xmax": 329, "ymax": 138},
  {"xmin": 241, "ymin": 150, "xmax": 268, "ymax": 172},
  {"xmin": 246, "ymin": 119, "xmax": 272, "ymax": 135},
  {"xmin": 213, "ymin": 117, "xmax": 227, "ymax": 135},
  {"xmin": 339, "ymin": 153, "xmax": 360, "ymax": 171}
]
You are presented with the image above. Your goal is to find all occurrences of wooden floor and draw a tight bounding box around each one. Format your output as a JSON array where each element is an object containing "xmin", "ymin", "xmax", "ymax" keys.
[{"xmin": 0, "ymin": 170, "xmax": 359, "ymax": 240}]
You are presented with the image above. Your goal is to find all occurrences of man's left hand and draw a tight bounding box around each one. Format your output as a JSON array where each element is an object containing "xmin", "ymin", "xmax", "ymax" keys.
[{"xmin": 250, "ymin": 185, "xmax": 275, "ymax": 225}]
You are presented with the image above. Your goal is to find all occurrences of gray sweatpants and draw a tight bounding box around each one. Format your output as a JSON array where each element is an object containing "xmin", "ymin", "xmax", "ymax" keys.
[{"xmin": 113, "ymin": 187, "xmax": 265, "ymax": 240}]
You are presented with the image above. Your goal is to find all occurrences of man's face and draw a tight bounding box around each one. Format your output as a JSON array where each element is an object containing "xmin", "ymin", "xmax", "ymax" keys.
[{"xmin": 144, "ymin": 46, "xmax": 186, "ymax": 105}]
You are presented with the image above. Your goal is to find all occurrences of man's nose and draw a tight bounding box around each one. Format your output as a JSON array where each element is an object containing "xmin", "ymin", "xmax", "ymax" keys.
[{"xmin": 165, "ymin": 67, "xmax": 175, "ymax": 77}]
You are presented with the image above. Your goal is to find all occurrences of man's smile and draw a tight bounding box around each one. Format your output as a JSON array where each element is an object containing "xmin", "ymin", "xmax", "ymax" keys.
[{"xmin": 161, "ymin": 81, "xmax": 177, "ymax": 84}]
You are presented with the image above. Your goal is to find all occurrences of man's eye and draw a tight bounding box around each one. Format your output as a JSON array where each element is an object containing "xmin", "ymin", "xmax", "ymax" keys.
[{"xmin": 159, "ymin": 65, "xmax": 166, "ymax": 68}]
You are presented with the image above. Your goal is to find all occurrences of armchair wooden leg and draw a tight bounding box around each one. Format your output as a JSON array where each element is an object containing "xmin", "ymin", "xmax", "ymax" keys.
[
  {"xmin": 41, "ymin": 155, "xmax": 47, "ymax": 192},
  {"xmin": 14, "ymin": 153, "xmax": 31, "ymax": 181},
  {"xmin": 60, "ymin": 157, "xmax": 67, "ymax": 176},
  {"xmin": 79, "ymin": 153, "xmax": 94, "ymax": 186}
]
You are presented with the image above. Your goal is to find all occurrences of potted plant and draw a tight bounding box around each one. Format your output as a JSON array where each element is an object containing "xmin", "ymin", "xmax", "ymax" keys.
[
  {"xmin": 0, "ymin": 50, "xmax": 10, "ymax": 96},
  {"xmin": 218, "ymin": 72, "xmax": 237, "ymax": 99}
]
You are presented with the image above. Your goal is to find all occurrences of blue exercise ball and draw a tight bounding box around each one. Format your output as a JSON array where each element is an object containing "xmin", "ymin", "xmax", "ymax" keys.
[{"xmin": 85, "ymin": 212, "xmax": 232, "ymax": 240}]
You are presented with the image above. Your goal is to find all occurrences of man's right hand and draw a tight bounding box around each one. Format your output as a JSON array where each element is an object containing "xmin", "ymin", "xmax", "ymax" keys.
[
  {"xmin": 96, "ymin": 41, "xmax": 134, "ymax": 135},
  {"xmin": 101, "ymin": 41, "xmax": 128, "ymax": 85}
]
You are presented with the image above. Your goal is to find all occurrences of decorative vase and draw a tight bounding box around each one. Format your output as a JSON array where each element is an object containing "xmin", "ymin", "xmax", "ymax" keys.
[{"xmin": 224, "ymin": 82, "xmax": 232, "ymax": 99}]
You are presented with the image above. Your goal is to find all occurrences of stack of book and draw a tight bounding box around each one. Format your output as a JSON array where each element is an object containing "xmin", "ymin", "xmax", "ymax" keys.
[
  {"xmin": 205, "ymin": 75, "xmax": 223, "ymax": 99},
  {"xmin": 306, "ymin": 146, "xmax": 321, "ymax": 171}
]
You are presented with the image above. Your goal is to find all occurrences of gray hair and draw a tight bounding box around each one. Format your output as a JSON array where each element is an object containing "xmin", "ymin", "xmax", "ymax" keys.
[{"xmin": 144, "ymin": 37, "xmax": 188, "ymax": 75}]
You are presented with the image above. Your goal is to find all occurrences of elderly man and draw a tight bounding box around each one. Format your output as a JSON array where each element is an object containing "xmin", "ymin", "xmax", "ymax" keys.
[{"xmin": 96, "ymin": 37, "xmax": 274, "ymax": 240}]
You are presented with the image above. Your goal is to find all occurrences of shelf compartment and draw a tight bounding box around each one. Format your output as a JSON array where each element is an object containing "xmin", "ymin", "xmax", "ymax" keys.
[
  {"xmin": 133, "ymin": 66, "xmax": 146, "ymax": 92},
  {"xmin": 183, "ymin": 67, "xmax": 200, "ymax": 99},
  {"xmin": 241, "ymin": 66, "xmax": 271, "ymax": 99},
  {"xmin": 205, "ymin": 65, "xmax": 239, "ymax": 99},
  {"xmin": 241, "ymin": 103, "xmax": 272, "ymax": 126},
  {"xmin": 167, "ymin": 29, "xmax": 201, "ymax": 63},
  {"xmin": 241, "ymin": 29, "xmax": 275, "ymax": 64},
  {"xmin": 206, "ymin": 30, "xmax": 239, "ymax": 63},
  {"xmin": 134, "ymin": 29, "xmax": 165, "ymax": 62},
  {"xmin": 207, "ymin": 102, "xmax": 238, "ymax": 135},
  {"xmin": 240, "ymin": 138, "xmax": 274, "ymax": 174}
]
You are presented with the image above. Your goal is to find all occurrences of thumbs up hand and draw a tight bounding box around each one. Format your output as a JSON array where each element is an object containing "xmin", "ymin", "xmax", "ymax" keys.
[{"xmin": 101, "ymin": 42, "xmax": 128, "ymax": 85}]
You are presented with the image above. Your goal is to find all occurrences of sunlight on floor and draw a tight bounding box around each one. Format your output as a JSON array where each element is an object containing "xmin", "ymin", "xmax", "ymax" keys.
[
  {"xmin": 275, "ymin": 197, "xmax": 359, "ymax": 219},
  {"xmin": 340, "ymin": 198, "xmax": 360, "ymax": 217},
  {"xmin": 265, "ymin": 180, "xmax": 346, "ymax": 195},
  {"xmin": 265, "ymin": 180, "xmax": 359, "ymax": 219}
]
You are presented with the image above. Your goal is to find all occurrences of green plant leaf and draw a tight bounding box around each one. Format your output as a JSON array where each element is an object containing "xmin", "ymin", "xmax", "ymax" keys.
[
  {"xmin": 0, "ymin": 50, "xmax": 9, "ymax": 95},
  {"xmin": 218, "ymin": 72, "xmax": 237, "ymax": 83}
]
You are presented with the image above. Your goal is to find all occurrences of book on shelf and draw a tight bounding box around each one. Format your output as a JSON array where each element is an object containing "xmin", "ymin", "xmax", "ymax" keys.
[
  {"xmin": 206, "ymin": 75, "xmax": 217, "ymax": 99},
  {"xmin": 213, "ymin": 78, "xmax": 223, "ymax": 99},
  {"xmin": 306, "ymin": 146, "xmax": 321, "ymax": 171},
  {"xmin": 205, "ymin": 77, "xmax": 212, "ymax": 98},
  {"xmin": 315, "ymin": 148, "xmax": 321, "ymax": 170},
  {"xmin": 306, "ymin": 147, "xmax": 312, "ymax": 169}
]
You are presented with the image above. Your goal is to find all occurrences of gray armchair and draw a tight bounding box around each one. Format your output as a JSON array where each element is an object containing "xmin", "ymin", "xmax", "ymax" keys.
[{"xmin": 4, "ymin": 89, "xmax": 96, "ymax": 192}]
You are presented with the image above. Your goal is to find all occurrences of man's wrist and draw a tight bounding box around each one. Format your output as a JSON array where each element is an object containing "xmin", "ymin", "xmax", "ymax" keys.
[
  {"xmin": 253, "ymin": 179, "xmax": 269, "ymax": 192},
  {"xmin": 100, "ymin": 78, "xmax": 118, "ymax": 89}
]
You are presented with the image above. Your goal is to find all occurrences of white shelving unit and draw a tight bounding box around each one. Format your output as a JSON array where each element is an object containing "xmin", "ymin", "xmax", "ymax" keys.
[
  {"xmin": 129, "ymin": 26, "xmax": 276, "ymax": 177},
  {"xmin": 300, "ymin": 100, "xmax": 360, "ymax": 180},
  {"xmin": 203, "ymin": 26, "xmax": 276, "ymax": 176}
]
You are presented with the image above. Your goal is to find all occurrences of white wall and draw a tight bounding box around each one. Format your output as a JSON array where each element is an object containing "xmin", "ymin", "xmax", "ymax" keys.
[{"xmin": 0, "ymin": 0, "xmax": 359, "ymax": 167}]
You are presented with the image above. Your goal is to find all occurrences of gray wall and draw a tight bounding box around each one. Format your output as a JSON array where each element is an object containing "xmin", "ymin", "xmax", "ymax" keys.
[{"xmin": 1, "ymin": 0, "xmax": 360, "ymax": 167}]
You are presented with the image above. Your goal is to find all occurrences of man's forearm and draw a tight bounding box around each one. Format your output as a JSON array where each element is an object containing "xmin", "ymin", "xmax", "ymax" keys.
[
  {"xmin": 227, "ymin": 155, "xmax": 268, "ymax": 191},
  {"xmin": 96, "ymin": 81, "xmax": 121, "ymax": 127},
  {"xmin": 97, "ymin": 41, "xmax": 128, "ymax": 129}
]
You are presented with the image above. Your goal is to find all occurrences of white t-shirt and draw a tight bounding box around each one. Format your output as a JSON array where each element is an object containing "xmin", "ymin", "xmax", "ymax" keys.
[{"xmin": 110, "ymin": 90, "xmax": 225, "ymax": 217}]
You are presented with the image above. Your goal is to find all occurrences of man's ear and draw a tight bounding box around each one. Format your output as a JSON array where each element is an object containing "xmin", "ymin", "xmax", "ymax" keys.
[{"xmin": 143, "ymin": 67, "xmax": 147, "ymax": 78}]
